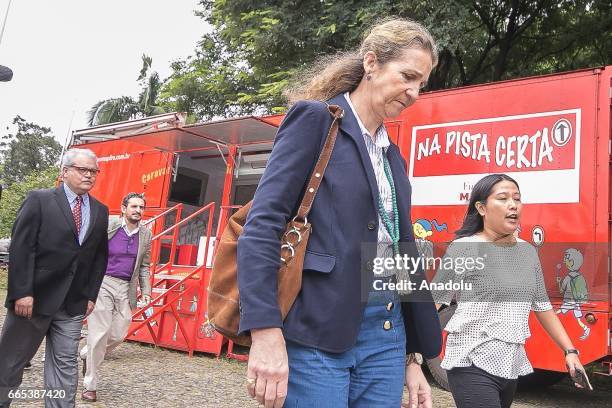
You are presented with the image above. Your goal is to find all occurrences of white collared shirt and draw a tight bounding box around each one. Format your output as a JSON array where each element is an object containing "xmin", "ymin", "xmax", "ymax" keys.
[
  {"xmin": 343, "ymin": 92, "xmax": 394, "ymax": 241},
  {"xmin": 344, "ymin": 93, "xmax": 397, "ymax": 277},
  {"xmin": 121, "ymin": 217, "xmax": 140, "ymax": 237}
]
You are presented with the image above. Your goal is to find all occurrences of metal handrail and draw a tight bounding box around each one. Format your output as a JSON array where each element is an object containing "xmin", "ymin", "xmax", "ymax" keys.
[
  {"xmin": 129, "ymin": 201, "xmax": 217, "ymax": 355},
  {"xmin": 214, "ymin": 204, "xmax": 251, "ymax": 362},
  {"xmin": 128, "ymin": 263, "xmax": 206, "ymax": 337},
  {"xmin": 191, "ymin": 204, "xmax": 215, "ymax": 350},
  {"xmin": 152, "ymin": 201, "xmax": 215, "ymax": 240},
  {"xmin": 215, "ymin": 205, "xmax": 243, "ymax": 241},
  {"xmin": 150, "ymin": 202, "xmax": 214, "ymax": 276},
  {"xmin": 151, "ymin": 202, "xmax": 215, "ymax": 288},
  {"xmin": 143, "ymin": 203, "xmax": 183, "ymax": 227},
  {"xmin": 146, "ymin": 204, "xmax": 183, "ymax": 279}
]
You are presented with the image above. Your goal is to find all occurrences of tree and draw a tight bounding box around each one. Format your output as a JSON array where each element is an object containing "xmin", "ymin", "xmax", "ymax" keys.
[
  {"xmin": 87, "ymin": 96, "xmax": 141, "ymax": 127},
  {"xmin": 0, "ymin": 166, "xmax": 59, "ymax": 238},
  {"xmin": 0, "ymin": 116, "xmax": 62, "ymax": 186},
  {"xmin": 87, "ymin": 54, "xmax": 166, "ymax": 126},
  {"xmin": 159, "ymin": 34, "xmax": 264, "ymax": 122},
  {"xmin": 426, "ymin": 0, "xmax": 611, "ymax": 85},
  {"xmin": 0, "ymin": 116, "xmax": 61, "ymax": 237},
  {"xmin": 159, "ymin": 0, "xmax": 609, "ymax": 119},
  {"xmin": 161, "ymin": 0, "xmax": 366, "ymax": 119}
]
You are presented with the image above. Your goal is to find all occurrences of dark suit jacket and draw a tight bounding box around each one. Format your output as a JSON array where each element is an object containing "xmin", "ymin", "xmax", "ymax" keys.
[
  {"xmin": 6, "ymin": 185, "xmax": 109, "ymax": 317},
  {"xmin": 237, "ymin": 94, "xmax": 442, "ymax": 357}
]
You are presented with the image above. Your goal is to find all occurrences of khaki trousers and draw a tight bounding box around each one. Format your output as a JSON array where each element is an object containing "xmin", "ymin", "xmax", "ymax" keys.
[{"xmin": 80, "ymin": 275, "xmax": 132, "ymax": 391}]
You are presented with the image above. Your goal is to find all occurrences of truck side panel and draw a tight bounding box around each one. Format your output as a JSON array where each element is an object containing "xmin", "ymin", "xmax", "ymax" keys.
[
  {"xmin": 397, "ymin": 68, "xmax": 610, "ymax": 370},
  {"xmin": 83, "ymin": 139, "xmax": 173, "ymax": 211}
]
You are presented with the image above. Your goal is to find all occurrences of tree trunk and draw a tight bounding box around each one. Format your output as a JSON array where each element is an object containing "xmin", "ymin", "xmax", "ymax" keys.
[{"xmin": 429, "ymin": 48, "xmax": 454, "ymax": 90}]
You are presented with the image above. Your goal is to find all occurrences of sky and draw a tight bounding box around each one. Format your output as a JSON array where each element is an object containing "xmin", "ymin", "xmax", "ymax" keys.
[{"xmin": 0, "ymin": 0, "xmax": 206, "ymax": 147}]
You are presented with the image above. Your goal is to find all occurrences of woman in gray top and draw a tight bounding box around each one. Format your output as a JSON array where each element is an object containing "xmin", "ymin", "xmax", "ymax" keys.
[{"xmin": 432, "ymin": 174, "xmax": 588, "ymax": 408}]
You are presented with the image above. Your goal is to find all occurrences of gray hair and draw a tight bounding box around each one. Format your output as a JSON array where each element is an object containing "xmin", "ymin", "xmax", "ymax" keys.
[{"xmin": 61, "ymin": 148, "xmax": 98, "ymax": 169}]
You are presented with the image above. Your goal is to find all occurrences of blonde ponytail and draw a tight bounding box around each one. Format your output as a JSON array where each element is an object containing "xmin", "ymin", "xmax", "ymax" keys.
[{"xmin": 284, "ymin": 17, "xmax": 438, "ymax": 104}]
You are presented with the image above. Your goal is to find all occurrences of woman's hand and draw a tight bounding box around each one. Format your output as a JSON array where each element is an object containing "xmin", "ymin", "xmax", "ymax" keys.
[
  {"xmin": 402, "ymin": 363, "xmax": 432, "ymax": 408},
  {"xmin": 246, "ymin": 328, "xmax": 289, "ymax": 408},
  {"xmin": 535, "ymin": 310, "xmax": 592, "ymax": 389},
  {"xmin": 565, "ymin": 353, "xmax": 589, "ymax": 389}
]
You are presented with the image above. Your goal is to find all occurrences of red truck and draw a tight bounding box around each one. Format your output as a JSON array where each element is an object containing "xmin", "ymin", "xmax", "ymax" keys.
[
  {"xmin": 71, "ymin": 66, "xmax": 611, "ymax": 386},
  {"xmin": 398, "ymin": 66, "xmax": 611, "ymax": 388}
]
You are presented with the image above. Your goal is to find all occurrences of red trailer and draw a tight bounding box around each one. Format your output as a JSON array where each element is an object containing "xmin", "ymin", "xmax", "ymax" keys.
[
  {"xmin": 396, "ymin": 66, "xmax": 611, "ymax": 388},
  {"xmin": 71, "ymin": 67, "xmax": 611, "ymax": 386},
  {"xmin": 71, "ymin": 112, "xmax": 283, "ymax": 357}
]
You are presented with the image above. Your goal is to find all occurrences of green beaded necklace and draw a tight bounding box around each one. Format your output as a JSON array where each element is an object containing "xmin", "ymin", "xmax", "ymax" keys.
[{"xmin": 376, "ymin": 155, "xmax": 400, "ymax": 256}]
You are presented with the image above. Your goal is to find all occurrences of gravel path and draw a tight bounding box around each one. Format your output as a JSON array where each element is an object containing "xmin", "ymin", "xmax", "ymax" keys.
[{"xmin": 1, "ymin": 290, "xmax": 610, "ymax": 407}]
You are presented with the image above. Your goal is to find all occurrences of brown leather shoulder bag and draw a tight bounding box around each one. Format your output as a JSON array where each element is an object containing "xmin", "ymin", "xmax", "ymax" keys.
[{"xmin": 207, "ymin": 104, "xmax": 344, "ymax": 345}]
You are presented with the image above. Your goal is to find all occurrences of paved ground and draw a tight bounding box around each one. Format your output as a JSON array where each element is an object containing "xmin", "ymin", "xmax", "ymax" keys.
[{"xmin": 1, "ymin": 288, "xmax": 610, "ymax": 407}]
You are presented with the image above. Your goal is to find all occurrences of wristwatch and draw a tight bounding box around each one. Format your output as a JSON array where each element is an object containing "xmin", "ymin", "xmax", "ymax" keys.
[
  {"xmin": 564, "ymin": 348, "xmax": 579, "ymax": 356},
  {"xmin": 406, "ymin": 353, "xmax": 424, "ymax": 366}
]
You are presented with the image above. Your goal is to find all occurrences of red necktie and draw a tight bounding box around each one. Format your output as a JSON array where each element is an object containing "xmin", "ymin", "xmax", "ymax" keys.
[{"xmin": 72, "ymin": 195, "xmax": 82, "ymax": 236}]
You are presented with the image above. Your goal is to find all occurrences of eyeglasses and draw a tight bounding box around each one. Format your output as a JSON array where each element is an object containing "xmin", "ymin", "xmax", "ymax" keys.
[{"xmin": 69, "ymin": 165, "xmax": 100, "ymax": 176}]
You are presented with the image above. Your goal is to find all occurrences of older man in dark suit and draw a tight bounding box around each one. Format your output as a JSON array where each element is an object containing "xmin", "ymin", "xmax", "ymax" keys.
[{"xmin": 0, "ymin": 148, "xmax": 109, "ymax": 407}]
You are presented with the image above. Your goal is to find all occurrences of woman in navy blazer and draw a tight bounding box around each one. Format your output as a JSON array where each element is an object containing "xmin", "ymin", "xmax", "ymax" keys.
[{"xmin": 238, "ymin": 18, "xmax": 442, "ymax": 408}]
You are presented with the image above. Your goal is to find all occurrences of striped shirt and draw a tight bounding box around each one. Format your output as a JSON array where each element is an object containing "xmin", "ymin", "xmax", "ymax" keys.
[{"xmin": 344, "ymin": 93, "xmax": 395, "ymax": 272}]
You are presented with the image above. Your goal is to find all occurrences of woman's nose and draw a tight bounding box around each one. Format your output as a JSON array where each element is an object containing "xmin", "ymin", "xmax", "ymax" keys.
[{"xmin": 406, "ymin": 87, "xmax": 419, "ymax": 101}]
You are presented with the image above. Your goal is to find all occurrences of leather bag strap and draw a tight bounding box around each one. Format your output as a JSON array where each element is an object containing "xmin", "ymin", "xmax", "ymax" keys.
[{"xmin": 293, "ymin": 104, "xmax": 344, "ymax": 222}]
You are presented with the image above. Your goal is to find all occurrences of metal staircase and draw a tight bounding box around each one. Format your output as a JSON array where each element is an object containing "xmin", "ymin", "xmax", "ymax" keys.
[{"xmin": 125, "ymin": 202, "xmax": 226, "ymax": 357}]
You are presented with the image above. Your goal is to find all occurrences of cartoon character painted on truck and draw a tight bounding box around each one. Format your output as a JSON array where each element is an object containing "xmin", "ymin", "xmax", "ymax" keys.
[
  {"xmin": 412, "ymin": 218, "xmax": 447, "ymax": 261},
  {"xmin": 555, "ymin": 248, "xmax": 590, "ymax": 340}
]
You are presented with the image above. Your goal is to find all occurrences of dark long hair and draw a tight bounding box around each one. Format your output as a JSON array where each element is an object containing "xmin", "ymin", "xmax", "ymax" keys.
[{"xmin": 455, "ymin": 174, "xmax": 520, "ymax": 239}]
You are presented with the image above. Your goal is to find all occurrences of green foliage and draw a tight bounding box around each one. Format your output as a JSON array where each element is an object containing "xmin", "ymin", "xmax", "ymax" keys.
[
  {"xmin": 0, "ymin": 166, "xmax": 59, "ymax": 238},
  {"xmin": 0, "ymin": 116, "xmax": 62, "ymax": 186},
  {"xmin": 159, "ymin": 34, "xmax": 264, "ymax": 119},
  {"xmin": 158, "ymin": 0, "xmax": 609, "ymax": 120},
  {"xmin": 87, "ymin": 96, "xmax": 141, "ymax": 127},
  {"xmin": 0, "ymin": 116, "xmax": 61, "ymax": 237},
  {"xmin": 87, "ymin": 54, "xmax": 166, "ymax": 126}
]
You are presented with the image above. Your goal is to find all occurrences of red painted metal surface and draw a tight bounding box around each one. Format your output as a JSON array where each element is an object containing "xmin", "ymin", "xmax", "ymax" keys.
[
  {"xmin": 85, "ymin": 139, "xmax": 173, "ymax": 211},
  {"xmin": 399, "ymin": 67, "xmax": 611, "ymax": 371},
  {"xmin": 178, "ymin": 245, "xmax": 198, "ymax": 266},
  {"xmin": 226, "ymin": 340, "xmax": 249, "ymax": 362}
]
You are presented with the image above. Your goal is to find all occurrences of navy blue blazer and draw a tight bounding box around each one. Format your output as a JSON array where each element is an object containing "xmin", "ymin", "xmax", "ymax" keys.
[{"xmin": 237, "ymin": 94, "xmax": 442, "ymax": 357}]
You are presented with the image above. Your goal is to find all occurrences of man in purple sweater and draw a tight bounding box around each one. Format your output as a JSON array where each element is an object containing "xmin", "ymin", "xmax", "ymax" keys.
[{"xmin": 79, "ymin": 192, "xmax": 152, "ymax": 402}]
